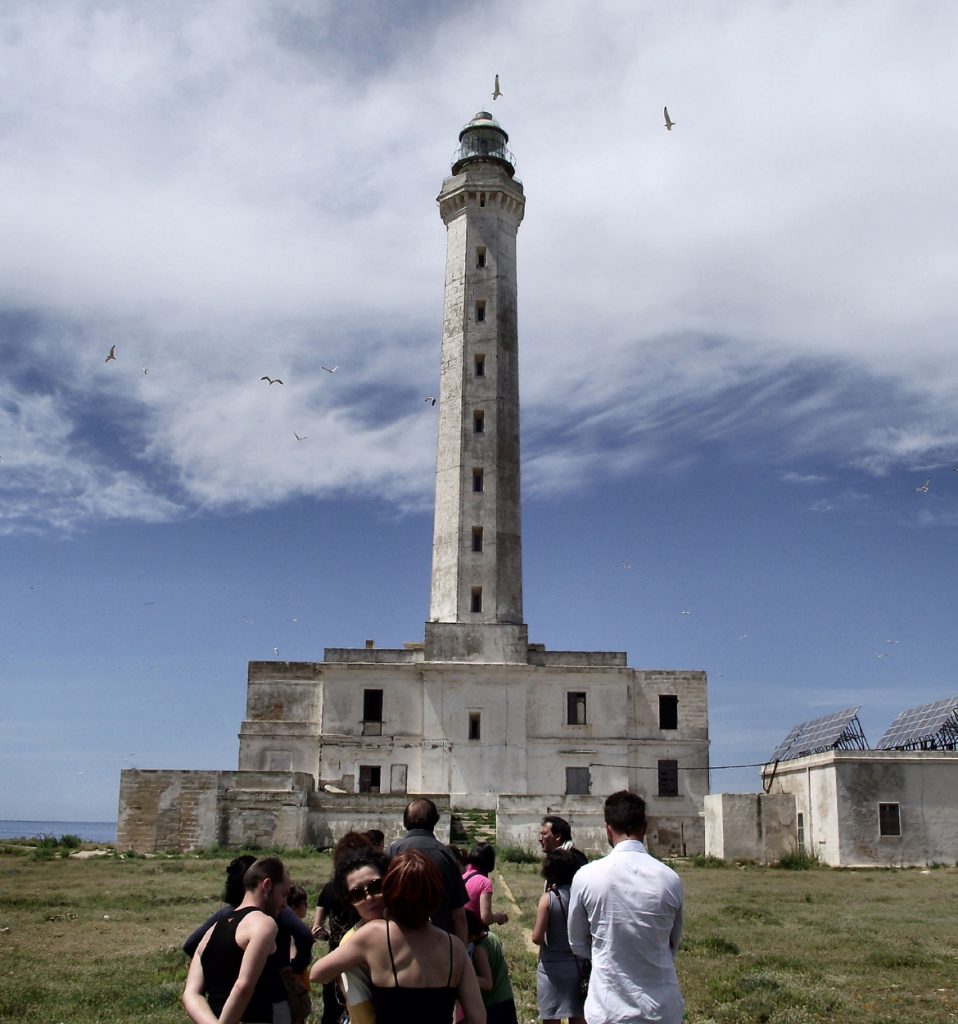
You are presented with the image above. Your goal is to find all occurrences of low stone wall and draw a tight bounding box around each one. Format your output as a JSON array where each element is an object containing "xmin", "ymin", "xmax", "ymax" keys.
[
  {"xmin": 704, "ymin": 793, "xmax": 796, "ymax": 863},
  {"xmin": 307, "ymin": 793, "xmax": 453, "ymax": 849},
  {"xmin": 118, "ymin": 771, "xmax": 457, "ymax": 854},
  {"xmin": 497, "ymin": 794, "xmax": 704, "ymax": 858},
  {"xmin": 117, "ymin": 769, "xmax": 316, "ymax": 853}
]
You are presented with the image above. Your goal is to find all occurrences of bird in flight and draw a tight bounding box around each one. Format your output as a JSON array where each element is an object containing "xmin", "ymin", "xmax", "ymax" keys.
[
  {"xmin": 294, "ymin": 432, "xmax": 308, "ymax": 441},
  {"xmin": 261, "ymin": 376, "xmax": 284, "ymax": 385},
  {"xmin": 680, "ymin": 609, "xmax": 691, "ymax": 616},
  {"xmin": 663, "ymin": 106, "xmax": 675, "ymax": 131},
  {"xmin": 492, "ymin": 74, "xmax": 502, "ymax": 100},
  {"xmin": 142, "ymin": 368, "xmax": 149, "ymax": 375},
  {"xmin": 885, "ymin": 639, "xmax": 900, "ymax": 644},
  {"xmin": 273, "ymin": 646, "xmax": 280, "ymax": 656},
  {"xmin": 425, "ymin": 396, "xmax": 436, "ymax": 406},
  {"xmin": 105, "ymin": 345, "xmax": 117, "ymax": 362},
  {"xmin": 622, "ymin": 561, "xmax": 632, "ymax": 570},
  {"xmin": 913, "ymin": 478, "xmax": 931, "ymax": 493},
  {"xmin": 321, "ymin": 365, "xmax": 339, "ymax": 374}
]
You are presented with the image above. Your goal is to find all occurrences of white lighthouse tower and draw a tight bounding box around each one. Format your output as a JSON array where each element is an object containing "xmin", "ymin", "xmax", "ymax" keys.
[
  {"xmin": 120, "ymin": 110, "xmax": 710, "ymax": 858},
  {"xmin": 426, "ymin": 112, "xmax": 529, "ymax": 664}
]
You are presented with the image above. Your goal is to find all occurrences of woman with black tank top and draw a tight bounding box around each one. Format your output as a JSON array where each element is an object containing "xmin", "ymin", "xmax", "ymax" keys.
[{"xmin": 310, "ymin": 850, "xmax": 486, "ymax": 1024}]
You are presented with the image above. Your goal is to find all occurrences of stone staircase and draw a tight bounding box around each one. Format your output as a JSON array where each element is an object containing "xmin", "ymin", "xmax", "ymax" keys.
[{"xmin": 450, "ymin": 808, "xmax": 497, "ymax": 847}]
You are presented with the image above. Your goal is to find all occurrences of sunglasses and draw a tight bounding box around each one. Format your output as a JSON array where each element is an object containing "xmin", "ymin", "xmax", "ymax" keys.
[{"xmin": 347, "ymin": 877, "xmax": 384, "ymax": 903}]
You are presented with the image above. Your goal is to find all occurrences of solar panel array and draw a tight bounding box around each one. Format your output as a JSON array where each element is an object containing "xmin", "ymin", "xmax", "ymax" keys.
[
  {"xmin": 767, "ymin": 706, "xmax": 867, "ymax": 763},
  {"xmin": 876, "ymin": 696, "xmax": 958, "ymax": 750}
]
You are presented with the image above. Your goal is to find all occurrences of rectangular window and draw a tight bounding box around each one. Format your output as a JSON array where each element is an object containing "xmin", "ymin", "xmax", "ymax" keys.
[
  {"xmin": 468, "ymin": 712, "xmax": 481, "ymax": 740},
  {"xmin": 471, "ymin": 587, "xmax": 482, "ymax": 613},
  {"xmin": 479, "ymin": 193, "xmax": 486, "ymax": 208},
  {"xmin": 476, "ymin": 300, "xmax": 486, "ymax": 323},
  {"xmin": 362, "ymin": 689, "xmax": 383, "ymax": 736},
  {"xmin": 474, "ymin": 410, "xmax": 485, "ymax": 434},
  {"xmin": 358, "ymin": 765, "xmax": 381, "ymax": 794},
  {"xmin": 566, "ymin": 767, "xmax": 591, "ymax": 795},
  {"xmin": 657, "ymin": 759, "xmax": 679, "ymax": 797},
  {"xmin": 659, "ymin": 694, "xmax": 678, "ymax": 730},
  {"xmin": 476, "ymin": 247, "xmax": 486, "ymax": 268},
  {"xmin": 567, "ymin": 691, "xmax": 587, "ymax": 725},
  {"xmin": 473, "ymin": 468, "xmax": 484, "ymax": 492},
  {"xmin": 879, "ymin": 802, "xmax": 901, "ymax": 837},
  {"xmin": 796, "ymin": 811, "xmax": 805, "ymax": 852},
  {"xmin": 472, "ymin": 527, "xmax": 483, "ymax": 552},
  {"xmin": 475, "ymin": 355, "xmax": 485, "ymax": 377}
]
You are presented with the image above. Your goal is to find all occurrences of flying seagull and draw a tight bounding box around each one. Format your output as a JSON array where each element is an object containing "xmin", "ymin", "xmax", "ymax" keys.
[
  {"xmin": 321, "ymin": 365, "xmax": 339, "ymax": 374},
  {"xmin": 273, "ymin": 646, "xmax": 280, "ymax": 656},
  {"xmin": 261, "ymin": 376, "xmax": 283, "ymax": 385},
  {"xmin": 663, "ymin": 106, "xmax": 675, "ymax": 131},
  {"xmin": 294, "ymin": 432, "xmax": 308, "ymax": 441},
  {"xmin": 622, "ymin": 561, "xmax": 632, "ymax": 570},
  {"xmin": 425, "ymin": 396, "xmax": 436, "ymax": 406},
  {"xmin": 913, "ymin": 478, "xmax": 931, "ymax": 493},
  {"xmin": 492, "ymin": 74, "xmax": 502, "ymax": 101},
  {"xmin": 105, "ymin": 345, "xmax": 117, "ymax": 362}
]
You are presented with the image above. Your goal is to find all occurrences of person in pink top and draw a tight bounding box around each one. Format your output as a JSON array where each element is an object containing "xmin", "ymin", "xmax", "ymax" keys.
[{"xmin": 462, "ymin": 843, "xmax": 508, "ymax": 927}]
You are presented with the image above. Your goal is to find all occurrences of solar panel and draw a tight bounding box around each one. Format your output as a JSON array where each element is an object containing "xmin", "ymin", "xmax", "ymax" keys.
[
  {"xmin": 876, "ymin": 696, "xmax": 958, "ymax": 750},
  {"xmin": 769, "ymin": 721, "xmax": 807, "ymax": 763},
  {"xmin": 767, "ymin": 706, "xmax": 867, "ymax": 763}
]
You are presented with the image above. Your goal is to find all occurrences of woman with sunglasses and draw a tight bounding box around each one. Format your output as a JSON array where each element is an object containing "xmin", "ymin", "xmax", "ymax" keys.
[
  {"xmin": 311, "ymin": 851, "xmax": 485, "ymax": 1024},
  {"xmin": 330, "ymin": 850, "xmax": 390, "ymax": 1024}
]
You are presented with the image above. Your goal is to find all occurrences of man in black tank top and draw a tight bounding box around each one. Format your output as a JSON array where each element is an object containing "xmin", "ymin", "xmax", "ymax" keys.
[{"xmin": 183, "ymin": 857, "xmax": 291, "ymax": 1024}]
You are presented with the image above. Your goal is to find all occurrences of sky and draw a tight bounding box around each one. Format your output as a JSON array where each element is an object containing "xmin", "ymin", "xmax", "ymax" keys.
[{"xmin": 2, "ymin": 0, "xmax": 958, "ymax": 823}]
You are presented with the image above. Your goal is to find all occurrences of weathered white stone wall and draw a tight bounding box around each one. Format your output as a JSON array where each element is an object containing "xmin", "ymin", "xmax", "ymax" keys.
[
  {"xmin": 764, "ymin": 750, "xmax": 958, "ymax": 866},
  {"xmin": 704, "ymin": 793, "xmax": 796, "ymax": 862},
  {"xmin": 117, "ymin": 769, "xmax": 315, "ymax": 853}
]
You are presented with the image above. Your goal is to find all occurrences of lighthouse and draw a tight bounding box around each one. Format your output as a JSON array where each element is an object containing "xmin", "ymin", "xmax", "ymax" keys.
[{"xmin": 426, "ymin": 112, "xmax": 529, "ymax": 664}]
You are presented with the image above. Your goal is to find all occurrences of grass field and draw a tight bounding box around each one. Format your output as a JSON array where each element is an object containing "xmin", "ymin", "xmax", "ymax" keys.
[{"xmin": 1, "ymin": 844, "xmax": 956, "ymax": 1023}]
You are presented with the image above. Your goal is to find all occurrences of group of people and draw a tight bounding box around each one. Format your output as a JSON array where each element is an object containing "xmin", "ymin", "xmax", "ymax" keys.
[{"xmin": 181, "ymin": 790, "xmax": 684, "ymax": 1024}]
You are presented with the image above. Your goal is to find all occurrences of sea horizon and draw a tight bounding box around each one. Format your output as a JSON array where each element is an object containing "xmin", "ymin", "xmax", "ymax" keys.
[{"xmin": 0, "ymin": 819, "xmax": 117, "ymax": 844}]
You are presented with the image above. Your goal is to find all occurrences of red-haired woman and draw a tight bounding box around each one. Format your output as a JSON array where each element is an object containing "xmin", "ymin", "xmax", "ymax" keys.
[{"xmin": 311, "ymin": 850, "xmax": 486, "ymax": 1024}]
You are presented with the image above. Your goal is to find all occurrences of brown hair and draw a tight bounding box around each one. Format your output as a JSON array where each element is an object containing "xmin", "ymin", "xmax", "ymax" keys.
[
  {"xmin": 333, "ymin": 830, "xmax": 373, "ymax": 867},
  {"xmin": 381, "ymin": 850, "xmax": 443, "ymax": 927},
  {"xmin": 243, "ymin": 856, "xmax": 287, "ymax": 891}
]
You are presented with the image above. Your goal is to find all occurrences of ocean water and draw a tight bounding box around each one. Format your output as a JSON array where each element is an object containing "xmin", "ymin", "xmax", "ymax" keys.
[{"xmin": 0, "ymin": 820, "xmax": 117, "ymax": 844}]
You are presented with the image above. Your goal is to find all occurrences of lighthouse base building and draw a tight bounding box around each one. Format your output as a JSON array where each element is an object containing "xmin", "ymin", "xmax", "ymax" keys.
[{"xmin": 117, "ymin": 112, "xmax": 710, "ymax": 856}]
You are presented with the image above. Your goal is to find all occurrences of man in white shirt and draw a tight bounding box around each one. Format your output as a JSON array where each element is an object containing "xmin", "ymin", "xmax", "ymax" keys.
[{"xmin": 567, "ymin": 791, "xmax": 684, "ymax": 1024}]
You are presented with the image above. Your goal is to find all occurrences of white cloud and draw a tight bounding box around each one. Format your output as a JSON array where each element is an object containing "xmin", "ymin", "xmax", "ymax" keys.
[{"xmin": 3, "ymin": 0, "xmax": 958, "ymax": 533}]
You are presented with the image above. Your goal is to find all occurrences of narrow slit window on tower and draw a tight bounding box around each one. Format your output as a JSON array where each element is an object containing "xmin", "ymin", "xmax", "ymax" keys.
[
  {"xmin": 473, "ymin": 468, "xmax": 484, "ymax": 492},
  {"xmin": 472, "ymin": 527, "xmax": 483, "ymax": 552},
  {"xmin": 474, "ymin": 410, "xmax": 485, "ymax": 434},
  {"xmin": 479, "ymin": 193, "xmax": 486, "ymax": 207},
  {"xmin": 659, "ymin": 694, "xmax": 678, "ymax": 730},
  {"xmin": 468, "ymin": 712, "xmax": 481, "ymax": 740},
  {"xmin": 476, "ymin": 247, "xmax": 486, "ymax": 268},
  {"xmin": 476, "ymin": 300, "xmax": 486, "ymax": 323},
  {"xmin": 471, "ymin": 587, "xmax": 482, "ymax": 613},
  {"xmin": 475, "ymin": 354, "xmax": 485, "ymax": 377},
  {"xmin": 797, "ymin": 811, "xmax": 806, "ymax": 852},
  {"xmin": 567, "ymin": 691, "xmax": 587, "ymax": 725},
  {"xmin": 657, "ymin": 759, "xmax": 679, "ymax": 797}
]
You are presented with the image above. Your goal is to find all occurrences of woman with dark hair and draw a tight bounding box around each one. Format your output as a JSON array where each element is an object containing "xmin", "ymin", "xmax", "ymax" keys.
[
  {"xmin": 325, "ymin": 848, "xmax": 391, "ymax": 1024},
  {"xmin": 183, "ymin": 855, "xmax": 257, "ymax": 956},
  {"xmin": 531, "ymin": 849, "xmax": 586, "ymax": 1024},
  {"xmin": 313, "ymin": 831, "xmax": 374, "ymax": 1024},
  {"xmin": 311, "ymin": 850, "xmax": 485, "ymax": 1024},
  {"xmin": 463, "ymin": 843, "xmax": 509, "ymax": 927}
]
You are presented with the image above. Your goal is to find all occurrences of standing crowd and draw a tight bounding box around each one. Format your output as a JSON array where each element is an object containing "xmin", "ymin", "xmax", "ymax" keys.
[{"xmin": 181, "ymin": 790, "xmax": 683, "ymax": 1024}]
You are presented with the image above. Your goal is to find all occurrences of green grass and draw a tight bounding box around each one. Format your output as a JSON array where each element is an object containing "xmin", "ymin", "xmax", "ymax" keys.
[{"xmin": 1, "ymin": 853, "xmax": 957, "ymax": 1023}]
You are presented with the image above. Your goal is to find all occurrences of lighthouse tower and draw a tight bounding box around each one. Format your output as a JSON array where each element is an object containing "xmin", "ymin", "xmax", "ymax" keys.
[{"xmin": 425, "ymin": 112, "xmax": 528, "ymax": 664}]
